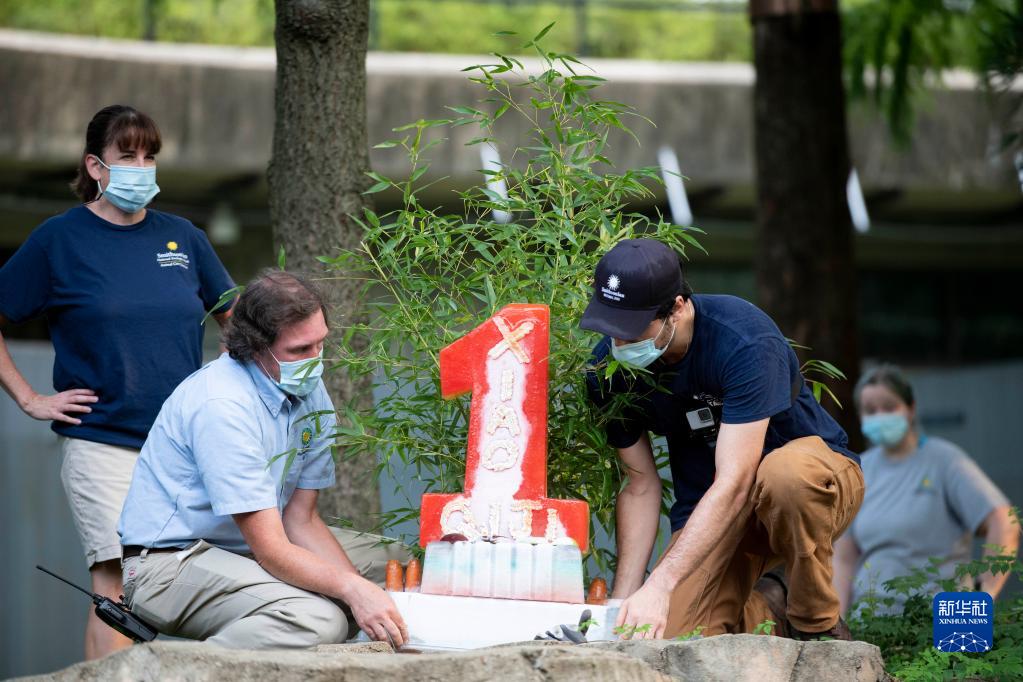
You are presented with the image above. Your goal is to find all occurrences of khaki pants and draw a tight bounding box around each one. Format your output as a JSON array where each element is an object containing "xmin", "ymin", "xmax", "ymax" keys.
[
  {"xmin": 662, "ymin": 436, "xmax": 864, "ymax": 637},
  {"xmin": 122, "ymin": 528, "xmax": 410, "ymax": 649}
]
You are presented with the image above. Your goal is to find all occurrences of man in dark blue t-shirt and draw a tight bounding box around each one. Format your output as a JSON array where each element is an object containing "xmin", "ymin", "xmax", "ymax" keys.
[{"xmin": 582, "ymin": 238, "xmax": 864, "ymax": 641}]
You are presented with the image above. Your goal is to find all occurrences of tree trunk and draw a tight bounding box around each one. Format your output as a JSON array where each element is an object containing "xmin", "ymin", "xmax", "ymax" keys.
[
  {"xmin": 750, "ymin": 0, "xmax": 862, "ymax": 450},
  {"xmin": 270, "ymin": 0, "xmax": 380, "ymax": 528}
]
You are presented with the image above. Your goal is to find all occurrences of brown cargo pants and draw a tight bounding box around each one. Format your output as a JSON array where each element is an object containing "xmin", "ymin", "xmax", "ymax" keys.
[{"xmin": 661, "ymin": 436, "xmax": 864, "ymax": 637}]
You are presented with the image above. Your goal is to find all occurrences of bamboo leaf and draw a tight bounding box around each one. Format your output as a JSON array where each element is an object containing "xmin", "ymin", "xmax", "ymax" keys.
[
  {"xmin": 532, "ymin": 21, "xmax": 556, "ymax": 44},
  {"xmin": 363, "ymin": 181, "xmax": 390, "ymax": 195}
]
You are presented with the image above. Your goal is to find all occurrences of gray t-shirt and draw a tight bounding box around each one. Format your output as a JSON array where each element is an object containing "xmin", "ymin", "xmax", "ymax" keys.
[{"xmin": 848, "ymin": 436, "xmax": 1009, "ymax": 612}]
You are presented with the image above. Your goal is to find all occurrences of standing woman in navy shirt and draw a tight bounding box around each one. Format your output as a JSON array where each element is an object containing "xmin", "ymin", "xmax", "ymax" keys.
[{"xmin": 0, "ymin": 105, "xmax": 235, "ymax": 659}]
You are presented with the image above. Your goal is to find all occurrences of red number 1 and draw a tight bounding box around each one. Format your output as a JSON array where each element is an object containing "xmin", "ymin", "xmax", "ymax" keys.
[{"xmin": 419, "ymin": 304, "xmax": 589, "ymax": 552}]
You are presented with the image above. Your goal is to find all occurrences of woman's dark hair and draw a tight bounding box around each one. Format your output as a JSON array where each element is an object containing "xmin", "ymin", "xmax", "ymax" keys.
[
  {"xmin": 654, "ymin": 255, "xmax": 693, "ymax": 319},
  {"xmin": 854, "ymin": 364, "xmax": 915, "ymax": 412},
  {"xmin": 71, "ymin": 105, "xmax": 163, "ymax": 202},
  {"xmin": 225, "ymin": 270, "xmax": 329, "ymax": 362}
]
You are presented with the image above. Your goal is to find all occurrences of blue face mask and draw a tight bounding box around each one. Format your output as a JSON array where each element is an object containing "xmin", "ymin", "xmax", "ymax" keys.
[
  {"xmin": 95, "ymin": 157, "xmax": 160, "ymax": 213},
  {"xmin": 861, "ymin": 413, "xmax": 910, "ymax": 449},
  {"xmin": 611, "ymin": 319, "xmax": 675, "ymax": 369},
  {"xmin": 271, "ymin": 350, "xmax": 324, "ymax": 398}
]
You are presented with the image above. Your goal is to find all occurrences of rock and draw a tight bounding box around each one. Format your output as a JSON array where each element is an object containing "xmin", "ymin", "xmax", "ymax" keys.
[
  {"xmin": 314, "ymin": 640, "xmax": 394, "ymax": 654},
  {"xmin": 16, "ymin": 635, "xmax": 891, "ymax": 682},
  {"xmin": 790, "ymin": 639, "xmax": 894, "ymax": 682},
  {"xmin": 584, "ymin": 635, "xmax": 892, "ymax": 682},
  {"xmin": 16, "ymin": 641, "xmax": 669, "ymax": 682}
]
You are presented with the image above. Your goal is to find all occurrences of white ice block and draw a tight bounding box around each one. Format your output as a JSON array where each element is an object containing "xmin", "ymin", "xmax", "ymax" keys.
[
  {"xmin": 552, "ymin": 543, "xmax": 585, "ymax": 604},
  {"xmin": 492, "ymin": 541, "xmax": 514, "ymax": 599},
  {"xmin": 511, "ymin": 542, "xmax": 534, "ymax": 600},
  {"xmin": 451, "ymin": 540, "xmax": 473, "ymax": 596},
  {"xmin": 360, "ymin": 592, "xmax": 622, "ymax": 651},
  {"xmin": 420, "ymin": 540, "xmax": 453, "ymax": 595},
  {"xmin": 421, "ymin": 539, "xmax": 584, "ymax": 603},
  {"xmin": 530, "ymin": 543, "xmax": 554, "ymax": 602},
  {"xmin": 470, "ymin": 542, "xmax": 493, "ymax": 596}
]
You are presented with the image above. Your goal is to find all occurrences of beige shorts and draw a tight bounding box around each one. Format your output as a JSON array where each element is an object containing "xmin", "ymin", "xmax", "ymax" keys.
[{"xmin": 59, "ymin": 436, "xmax": 139, "ymax": 568}]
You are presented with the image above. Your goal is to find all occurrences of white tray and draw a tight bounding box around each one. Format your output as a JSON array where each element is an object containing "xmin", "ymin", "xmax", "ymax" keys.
[{"xmin": 358, "ymin": 592, "xmax": 621, "ymax": 651}]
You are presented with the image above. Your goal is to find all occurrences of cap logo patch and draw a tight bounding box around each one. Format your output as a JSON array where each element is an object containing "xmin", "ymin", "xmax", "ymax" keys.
[{"xmin": 601, "ymin": 273, "xmax": 625, "ymax": 302}]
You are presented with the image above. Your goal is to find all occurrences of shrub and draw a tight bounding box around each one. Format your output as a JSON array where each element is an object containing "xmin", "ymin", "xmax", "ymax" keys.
[
  {"xmin": 322, "ymin": 26, "xmax": 701, "ymax": 574},
  {"xmin": 849, "ymin": 510, "xmax": 1023, "ymax": 680}
]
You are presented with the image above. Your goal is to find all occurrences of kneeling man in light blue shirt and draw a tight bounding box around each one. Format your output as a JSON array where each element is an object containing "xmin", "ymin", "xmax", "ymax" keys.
[{"xmin": 119, "ymin": 269, "xmax": 409, "ymax": 650}]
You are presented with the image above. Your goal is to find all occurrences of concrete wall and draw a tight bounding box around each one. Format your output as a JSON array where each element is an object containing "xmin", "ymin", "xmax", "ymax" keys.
[
  {"xmin": 0, "ymin": 342, "xmax": 88, "ymax": 679},
  {"xmin": 0, "ymin": 28, "xmax": 1019, "ymax": 219},
  {"xmin": 906, "ymin": 362, "xmax": 1023, "ymax": 511}
]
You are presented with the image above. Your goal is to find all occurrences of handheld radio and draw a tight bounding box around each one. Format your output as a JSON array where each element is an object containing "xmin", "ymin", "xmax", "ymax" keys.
[{"xmin": 36, "ymin": 564, "xmax": 158, "ymax": 643}]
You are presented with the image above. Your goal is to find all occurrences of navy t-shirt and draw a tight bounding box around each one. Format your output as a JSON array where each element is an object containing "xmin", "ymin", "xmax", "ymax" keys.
[
  {"xmin": 585, "ymin": 294, "xmax": 858, "ymax": 532},
  {"xmin": 0, "ymin": 206, "xmax": 234, "ymax": 449}
]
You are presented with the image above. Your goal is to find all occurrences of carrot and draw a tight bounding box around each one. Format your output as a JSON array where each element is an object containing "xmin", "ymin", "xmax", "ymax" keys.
[
  {"xmin": 386, "ymin": 559, "xmax": 404, "ymax": 592},
  {"xmin": 405, "ymin": 558, "xmax": 422, "ymax": 592},
  {"xmin": 587, "ymin": 577, "xmax": 608, "ymax": 605}
]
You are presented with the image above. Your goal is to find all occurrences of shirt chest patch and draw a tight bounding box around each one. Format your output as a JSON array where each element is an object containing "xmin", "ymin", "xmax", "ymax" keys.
[
  {"xmin": 157, "ymin": 240, "xmax": 190, "ymax": 269},
  {"xmin": 916, "ymin": 475, "xmax": 939, "ymax": 495}
]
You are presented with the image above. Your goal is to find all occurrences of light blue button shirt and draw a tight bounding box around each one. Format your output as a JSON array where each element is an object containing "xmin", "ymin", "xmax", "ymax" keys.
[{"xmin": 118, "ymin": 353, "xmax": 337, "ymax": 553}]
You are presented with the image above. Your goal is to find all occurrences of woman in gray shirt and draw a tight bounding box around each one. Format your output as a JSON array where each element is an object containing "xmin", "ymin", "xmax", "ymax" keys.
[{"xmin": 833, "ymin": 365, "xmax": 1017, "ymax": 615}]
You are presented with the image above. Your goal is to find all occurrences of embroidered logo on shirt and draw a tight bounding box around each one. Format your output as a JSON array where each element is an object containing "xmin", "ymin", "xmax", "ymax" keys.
[
  {"xmin": 157, "ymin": 247, "xmax": 190, "ymax": 269},
  {"xmin": 918, "ymin": 476, "xmax": 935, "ymax": 493},
  {"xmin": 301, "ymin": 427, "xmax": 313, "ymax": 447}
]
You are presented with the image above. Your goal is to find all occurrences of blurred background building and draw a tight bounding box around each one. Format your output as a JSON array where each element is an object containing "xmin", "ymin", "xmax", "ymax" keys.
[{"xmin": 1, "ymin": 1, "xmax": 1021, "ymax": 676}]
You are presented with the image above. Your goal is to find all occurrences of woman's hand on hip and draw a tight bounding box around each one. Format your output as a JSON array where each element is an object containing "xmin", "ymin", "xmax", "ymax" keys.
[{"xmin": 23, "ymin": 388, "xmax": 97, "ymax": 424}]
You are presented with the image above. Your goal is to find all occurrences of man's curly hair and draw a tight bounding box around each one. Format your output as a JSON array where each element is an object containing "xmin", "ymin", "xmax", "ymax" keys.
[{"xmin": 224, "ymin": 269, "xmax": 328, "ymax": 362}]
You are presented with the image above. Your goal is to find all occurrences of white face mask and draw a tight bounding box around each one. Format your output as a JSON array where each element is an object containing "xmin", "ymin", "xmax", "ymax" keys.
[{"xmin": 610, "ymin": 318, "xmax": 675, "ymax": 369}]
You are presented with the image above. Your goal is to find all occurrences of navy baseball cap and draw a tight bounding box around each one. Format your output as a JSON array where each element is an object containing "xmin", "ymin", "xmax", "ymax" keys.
[{"xmin": 580, "ymin": 238, "xmax": 684, "ymax": 339}]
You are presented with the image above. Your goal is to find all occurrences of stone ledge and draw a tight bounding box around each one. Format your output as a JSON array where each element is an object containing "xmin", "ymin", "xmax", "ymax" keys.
[
  {"xmin": 16, "ymin": 635, "xmax": 891, "ymax": 682},
  {"xmin": 584, "ymin": 635, "xmax": 892, "ymax": 682},
  {"xmin": 15, "ymin": 641, "xmax": 667, "ymax": 682}
]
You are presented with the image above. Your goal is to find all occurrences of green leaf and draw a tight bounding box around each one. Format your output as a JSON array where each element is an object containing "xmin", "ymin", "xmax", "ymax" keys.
[
  {"xmin": 447, "ymin": 106, "xmax": 484, "ymax": 117},
  {"xmin": 679, "ymin": 231, "xmax": 708, "ymax": 255},
  {"xmin": 410, "ymin": 165, "xmax": 429, "ymax": 183},
  {"xmin": 532, "ymin": 21, "xmax": 556, "ymax": 44},
  {"xmin": 364, "ymin": 181, "xmax": 390, "ymax": 195},
  {"xmin": 393, "ymin": 118, "xmax": 452, "ymax": 132},
  {"xmin": 201, "ymin": 285, "xmax": 243, "ymax": 325},
  {"xmin": 484, "ymin": 275, "xmax": 497, "ymax": 310},
  {"xmin": 277, "ymin": 245, "xmax": 286, "ymax": 270}
]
